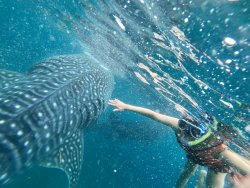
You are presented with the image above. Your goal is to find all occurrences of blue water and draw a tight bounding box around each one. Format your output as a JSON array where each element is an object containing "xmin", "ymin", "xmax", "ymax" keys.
[{"xmin": 0, "ymin": 0, "xmax": 249, "ymax": 187}]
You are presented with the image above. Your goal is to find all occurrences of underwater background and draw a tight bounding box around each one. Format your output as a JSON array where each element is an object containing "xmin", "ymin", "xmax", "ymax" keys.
[{"xmin": 0, "ymin": 0, "xmax": 249, "ymax": 187}]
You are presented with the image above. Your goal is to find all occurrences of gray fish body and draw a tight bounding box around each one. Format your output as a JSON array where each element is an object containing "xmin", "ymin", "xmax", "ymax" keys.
[{"xmin": 0, "ymin": 55, "xmax": 113, "ymax": 187}]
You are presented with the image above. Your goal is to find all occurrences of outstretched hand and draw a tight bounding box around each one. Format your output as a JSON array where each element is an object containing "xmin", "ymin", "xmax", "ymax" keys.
[{"xmin": 108, "ymin": 99, "xmax": 128, "ymax": 112}]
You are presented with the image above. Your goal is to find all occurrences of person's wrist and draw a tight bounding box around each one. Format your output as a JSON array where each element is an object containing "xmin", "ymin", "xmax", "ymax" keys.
[{"xmin": 125, "ymin": 104, "xmax": 132, "ymax": 110}]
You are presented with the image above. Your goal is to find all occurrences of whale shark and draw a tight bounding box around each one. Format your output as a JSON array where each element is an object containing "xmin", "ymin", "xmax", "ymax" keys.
[
  {"xmin": 0, "ymin": 55, "xmax": 113, "ymax": 188},
  {"xmin": 0, "ymin": 70, "xmax": 24, "ymax": 94}
]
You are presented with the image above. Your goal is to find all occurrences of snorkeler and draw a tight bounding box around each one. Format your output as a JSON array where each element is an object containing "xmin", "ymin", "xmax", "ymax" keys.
[{"xmin": 108, "ymin": 99, "xmax": 250, "ymax": 188}]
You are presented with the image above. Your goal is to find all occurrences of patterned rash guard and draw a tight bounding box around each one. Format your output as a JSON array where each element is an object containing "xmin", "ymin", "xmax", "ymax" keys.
[{"xmin": 176, "ymin": 117, "xmax": 232, "ymax": 173}]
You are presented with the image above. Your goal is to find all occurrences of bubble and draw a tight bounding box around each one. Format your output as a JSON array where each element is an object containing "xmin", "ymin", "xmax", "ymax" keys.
[
  {"xmin": 218, "ymin": 82, "xmax": 225, "ymax": 86},
  {"xmin": 114, "ymin": 15, "xmax": 126, "ymax": 31},
  {"xmin": 0, "ymin": 120, "xmax": 5, "ymax": 124},
  {"xmin": 245, "ymin": 125, "xmax": 250, "ymax": 134},
  {"xmin": 223, "ymin": 37, "xmax": 236, "ymax": 46},
  {"xmin": 225, "ymin": 59, "xmax": 232, "ymax": 64},
  {"xmin": 224, "ymin": 18, "xmax": 230, "ymax": 24},
  {"xmin": 210, "ymin": 8, "xmax": 215, "ymax": 14},
  {"xmin": 234, "ymin": 51, "xmax": 239, "ymax": 56}
]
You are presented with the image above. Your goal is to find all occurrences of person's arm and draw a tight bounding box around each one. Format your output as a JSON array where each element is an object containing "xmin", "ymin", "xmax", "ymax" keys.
[
  {"xmin": 219, "ymin": 149, "xmax": 250, "ymax": 175},
  {"xmin": 108, "ymin": 99, "xmax": 179, "ymax": 130}
]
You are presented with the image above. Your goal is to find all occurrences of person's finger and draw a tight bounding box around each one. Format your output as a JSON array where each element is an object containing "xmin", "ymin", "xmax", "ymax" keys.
[
  {"xmin": 233, "ymin": 174, "xmax": 240, "ymax": 183},
  {"xmin": 113, "ymin": 109, "xmax": 123, "ymax": 112},
  {"xmin": 108, "ymin": 100, "xmax": 116, "ymax": 104},
  {"xmin": 233, "ymin": 176, "xmax": 250, "ymax": 188}
]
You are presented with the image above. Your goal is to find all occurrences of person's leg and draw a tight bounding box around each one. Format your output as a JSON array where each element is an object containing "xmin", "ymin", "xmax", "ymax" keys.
[
  {"xmin": 220, "ymin": 149, "xmax": 250, "ymax": 175},
  {"xmin": 206, "ymin": 169, "xmax": 226, "ymax": 188},
  {"xmin": 195, "ymin": 168, "xmax": 207, "ymax": 188},
  {"xmin": 175, "ymin": 160, "xmax": 198, "ymax": 188}
]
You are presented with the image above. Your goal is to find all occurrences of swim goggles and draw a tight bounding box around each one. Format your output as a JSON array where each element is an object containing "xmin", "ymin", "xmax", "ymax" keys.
[{"xmin": 178, "ymin": 119, "xmax": 208, "ymax": 139}]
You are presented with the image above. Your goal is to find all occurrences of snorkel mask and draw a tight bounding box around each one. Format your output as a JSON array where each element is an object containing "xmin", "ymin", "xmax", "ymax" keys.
[{"xmin": 178, "ymin": 118, "xmax": 208, "ymax": 139}]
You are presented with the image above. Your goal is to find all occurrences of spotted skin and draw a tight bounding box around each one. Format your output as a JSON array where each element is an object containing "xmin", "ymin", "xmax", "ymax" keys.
[
  {"xmin": 0, "ymin": 70, "xmax": 24, "ymax": 96},
  {"xmin": 0, "ymin": 55, "xmax": 113, "ymax": 187}
]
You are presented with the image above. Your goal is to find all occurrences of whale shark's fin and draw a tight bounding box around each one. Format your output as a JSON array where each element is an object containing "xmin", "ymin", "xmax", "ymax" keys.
[{"xmin": 41, "ymin": 131, "xmax": 84, "ymax": 188}]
